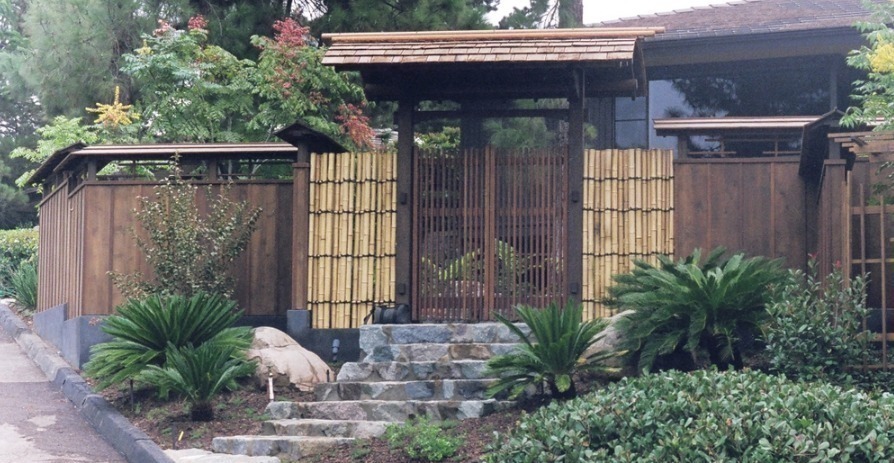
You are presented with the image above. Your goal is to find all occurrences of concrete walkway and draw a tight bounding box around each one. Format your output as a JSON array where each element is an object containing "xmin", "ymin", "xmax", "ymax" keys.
[{"xmin": 0, "ymin": 327, "xmax": 125, "ymax": 462}]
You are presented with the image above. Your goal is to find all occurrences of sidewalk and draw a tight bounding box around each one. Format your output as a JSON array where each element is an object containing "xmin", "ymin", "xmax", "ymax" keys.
[{"xmin": 0, "ymin": 325, "xmax": 125, "ymax": 462}]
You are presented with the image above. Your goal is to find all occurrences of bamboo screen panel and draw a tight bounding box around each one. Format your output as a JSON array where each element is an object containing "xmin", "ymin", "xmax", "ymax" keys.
[
  {"xmin": 308, "ymin": 151, "xmax": 397, "ymax": 329},
  {"xmin": 582, "ymin": 149, "xmax": 674, "ymax": 320}
]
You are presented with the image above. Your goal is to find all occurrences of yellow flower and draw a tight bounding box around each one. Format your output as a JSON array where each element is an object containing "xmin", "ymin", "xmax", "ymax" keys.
[
  {"xmin": 136, "ymin": 39, "xmax": 152, "ymax": 56},
  {"xmin": 870, "ymin": 42, "xmax": 894, "ymax": 73},
  {"xmin": 86, "ymin": 86, "xmax": 140, "ymax": 128}
]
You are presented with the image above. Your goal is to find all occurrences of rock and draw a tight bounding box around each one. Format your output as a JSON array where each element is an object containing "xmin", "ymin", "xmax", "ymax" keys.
[
  {"xmin": 247, "ymin": 327, "xmax": 331, "ymax": 392},
  {"xmin": 583, "ymin": 310, "xmax": 635, "ymax": 378}
]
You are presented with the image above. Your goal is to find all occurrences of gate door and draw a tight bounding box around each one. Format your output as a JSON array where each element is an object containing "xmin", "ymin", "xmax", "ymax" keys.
[{"xmin": 413, "ymin": 146, "xmax": 568, "ymax": 321}]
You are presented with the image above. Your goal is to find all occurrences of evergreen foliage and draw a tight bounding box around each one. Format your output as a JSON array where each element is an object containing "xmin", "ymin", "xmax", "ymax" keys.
[{"xmin": 608, "ymin": 248, "xmax": 783, "ymax": 372}]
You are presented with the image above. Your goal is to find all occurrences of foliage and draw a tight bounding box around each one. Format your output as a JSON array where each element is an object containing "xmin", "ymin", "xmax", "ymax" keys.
[
  {"xmin": 499, "ymin": 0, "xmax": 583, "ymax": 28},
  {"xmin": 765, "ymin": 258, "xmax": 871, "ymax": 386},
  {"xmin": 83, "ymin": 292, "xmax": 253, "ymax": 392},
  {"xmin": 8, "ymin": 260, "xmax": 37, "ymax": 312},
  {"xmin": 313, "ymin": 0, "xmax": 495, "ymax": 34},
  {"xmin": 141, "ymin": 341, "xmax": 254, "ymax": 421},
  {"xmin": 607, "ymin": 248, "xmax": 784, "ymax": 372},
  {"xmin": 383, "ymin": 417, "xmax": 462, "ymax": 462},
  {"xmin": 0, "ymin": 227, "xmax": 38, "ymax": 296},
  {"xmin": 10, "ymin": 116, "xmax": 101, "ymax": 187},
  {"xmin": 121, "ymin": 20, "xmax": 258, "ymax": 143},
  {"xmin": 486, "ymin": 301, "xmax": 618, "ymax": 400},
  {"xmin": 110, "ymin": 166, "xmax": 261, "ymax": 299},
  {"xmin": 416, "ymin": 127, "xmax": 461, "ymax": 151},
  {"xmin": 485, "ymin": 369, "xmax": 894, "ymax": 462},
  {"xmin": 843, "ymin": 0, "xmax": 894, "ymax": 130},
  {"xmin": 250, "ymin": 19, "xmax": 374, "ymax": 149}
]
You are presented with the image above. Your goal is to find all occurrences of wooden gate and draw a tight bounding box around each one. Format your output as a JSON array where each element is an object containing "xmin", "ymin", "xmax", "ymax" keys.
[{"xmin": 412, "ymin": 146, "xmax": 568, "ymax": 321}]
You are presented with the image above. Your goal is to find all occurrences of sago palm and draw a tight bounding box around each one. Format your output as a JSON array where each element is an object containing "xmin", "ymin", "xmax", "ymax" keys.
[
  {"xmin": 141, "ymin": 341, "xmax": 254, "ymax": 421},
  {"xmin": 486, "ymin": 301, "xmax": 618, "ymax": 400},
  {"xmin": 84, "ymin": 292, "xmax": 252, "ymax": 391},
  {"xmin": 608, "ymin": 248, "xmax": 783, "ymax": 372}
]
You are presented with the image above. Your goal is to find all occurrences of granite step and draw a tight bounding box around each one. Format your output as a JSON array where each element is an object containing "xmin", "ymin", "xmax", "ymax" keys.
[
  {"xmin": 266, "ymin": 399, "xmax": 512, "ymax": 422},
  {"xmin": 262, "ymin": 418, "xmax": 392, "ymax": 439},
  {"xmin": 362, "ymin": 342, "xmax": 520, "ymax": 363},
  {"xmin": 314, "ymin": 379, "xmax": 496, "ymax": 401},
  {"xmin": 359, "ymin": 323, "xmax": 529, "ymax": 355},
  {"xmin": 211, "ymin": 435, "xmax": 353, "ymax": 459},
  {"xmin": 336, "ymin": 359, "xmax": 490, "ymax": 382},
  {"xmin": 166, "ymin": 448, "xmax": 280, "ymax": 463}
]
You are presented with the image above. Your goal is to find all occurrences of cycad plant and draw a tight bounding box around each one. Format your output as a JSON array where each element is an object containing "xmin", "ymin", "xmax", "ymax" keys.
[
  {"xmin": 608, "ymin": 248, "xmax": 783, "ymax": 372},
  {"xmin": 141, "ymin": 341, "xmax": 254, "ymax": 421},
  {"xmin": 84, "ymin": 292, "xmax": 252, "ymax": 391},
  {"xmin": 486, "ymin": 301, "xmax": 618, "ymax": 400}
]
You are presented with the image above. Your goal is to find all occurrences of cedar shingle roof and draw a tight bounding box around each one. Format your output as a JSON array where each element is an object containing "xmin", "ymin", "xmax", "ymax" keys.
[
  {"xmin": 321, "ymin": 28, "xmax": 662, "ymax": 67},
  {"xmin": 599, "ymin": 0, "xmax": 871, "ymax": 41}
]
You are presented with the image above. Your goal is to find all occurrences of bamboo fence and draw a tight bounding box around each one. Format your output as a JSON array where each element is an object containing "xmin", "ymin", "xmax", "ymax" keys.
[
  {"xmin": 308, "ymin": 151, "xmax": 397, "ymax": 328},
  {"xmin": 582, "ymin": 149, "xmax": 675, "ymax": 320}
]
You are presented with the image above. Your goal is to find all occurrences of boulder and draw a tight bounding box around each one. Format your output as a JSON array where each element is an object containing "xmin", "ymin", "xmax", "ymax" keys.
[
  {"xmin": 583, "ymin": 310, "xmax": 635, "ymax": 378},
  {"xmin": 246, "ymin": 327, "xmax": 331, "ymax": 392}
]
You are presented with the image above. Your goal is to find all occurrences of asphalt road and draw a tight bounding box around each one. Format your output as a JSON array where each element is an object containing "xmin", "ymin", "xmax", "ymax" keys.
[{"xmin": 0, "ymin": 328, "xmax": 125, "ymax": 462}]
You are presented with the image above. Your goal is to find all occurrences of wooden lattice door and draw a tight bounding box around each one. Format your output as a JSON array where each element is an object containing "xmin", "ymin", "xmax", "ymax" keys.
[{"xmin": 412, "ymin": 146, "xmax": 568, "ymax": 321}]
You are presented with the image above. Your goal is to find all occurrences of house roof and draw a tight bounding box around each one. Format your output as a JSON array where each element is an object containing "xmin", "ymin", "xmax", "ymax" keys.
[
  {"xmin": 599, "ymin": 0, "xmax": 870, "ymax": 42},
  {"xmin": 321, "ymin": 28, "xmax": 661, "ymax": 66},
  {"xmin": 654, "ymin": 116, "xmax": 825, "ymax": 134},
  {"xmin": 320, "ymin": 28, "xmax": 663, "ymax": 100}
]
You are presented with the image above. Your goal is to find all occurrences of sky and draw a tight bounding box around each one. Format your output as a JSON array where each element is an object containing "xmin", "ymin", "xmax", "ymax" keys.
[{"xmin": 488, "ymin": 0, "xmax": 732, "ymax": 24}]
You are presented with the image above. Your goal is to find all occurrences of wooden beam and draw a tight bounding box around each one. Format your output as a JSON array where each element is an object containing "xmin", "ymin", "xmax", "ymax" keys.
[
  {"xmin": 291, "ymin": 146, "xmax": 310, "ymax": 312},
  {"xmin": 566, "ymin": 69, "xmax": 585, "ymax": 303},
  {"xmin": 414, "ymin": 108, "xmax": 568, "ymax": 123},
  {"xmin": 396, "ymin": 98, "xmax": 415, "ymax": 309}
]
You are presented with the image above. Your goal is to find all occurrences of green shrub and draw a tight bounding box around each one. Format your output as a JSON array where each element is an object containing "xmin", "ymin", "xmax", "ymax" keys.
[
  {"xmin": 9, "ymin": 261, "xmax": 37, "ymax": 312},
  {"xmin": 0, "ymin": 228, "xmax": 38, "ymax": 296},
  {"xmin": 486, "ymin": 369, "xmax": 894, "ymax": 462},
  {"xmin": 765, "ymin": 258, "xmax": 870, "ymax": 386},
  {"xmin": 384, "ymin": 417, "xmax": 462, "ymax": 462},
  {"xmin": 141, "ymin": 341, "xmax": 254, "ymax": 421},
  {"xmin": 608, "ymin": 248, "xmax": 783, "ymax": 372},
  {"xmin": 110, "ymin": 166, "xmax": 261, "ymax": 299},
  {"xmin": 83, "ymin": 292, "xmax": 252, "ymax": 391},
  {"xmin": 486, "ymin": 301, "xmax": 618, "ymax": 400}
]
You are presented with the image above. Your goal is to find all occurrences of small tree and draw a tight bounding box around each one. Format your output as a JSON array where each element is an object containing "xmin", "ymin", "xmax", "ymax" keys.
[{"xmin": 111, "ymin": 163, "xmax": 261, "ymax": 299}]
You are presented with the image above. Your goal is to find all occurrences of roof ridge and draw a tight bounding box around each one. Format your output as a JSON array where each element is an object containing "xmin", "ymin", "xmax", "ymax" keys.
[{"xmin": 597, "ymin": 0, "xmax": 756, "ymax": 26}]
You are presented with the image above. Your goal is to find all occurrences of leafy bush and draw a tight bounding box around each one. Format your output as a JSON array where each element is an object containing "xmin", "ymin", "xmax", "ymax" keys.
[
  {"xmin": 0, "ymin": 228, "xmax": 38, "ymax": 296},
  {"xmin": 84, "ymin": 292, "xmax": 252, "ymax": 391},
  {"xmin": 9, "ymin": 261, "xmax": 37, "ymax": 312},
  {"xmin": 608, "ymin": 248, "xmax": 783, "ymax": 372},
  {"xmin": 141, "ymin": 341, "xmax": 254, "ymax": 421},
  {"xmin": 384, "ymin": 417, "xmax": 462, "ymax": 462},
  {"xmin": 765, "ymin": 259, "xmax": 871, "ymax": 386},
  {"xmin": 486, "ymin": 301, "xmax": 617, "ymax": 400},
  {"xmin": 486, "ymin": 369, "xmax": 894, "ymax": 462},
  {"xmin": 110, "ymin": 166, "xmax": 261, "ymax": 299}
]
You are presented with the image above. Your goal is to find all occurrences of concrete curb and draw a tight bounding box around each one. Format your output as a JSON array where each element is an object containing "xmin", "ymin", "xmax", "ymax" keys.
[{"xmin": 0, "ymin": 303, "xmax": 174, "ymax": 463}]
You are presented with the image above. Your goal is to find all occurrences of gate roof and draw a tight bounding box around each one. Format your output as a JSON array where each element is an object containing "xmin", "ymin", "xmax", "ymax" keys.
[{"xmin": 321, "ymin": 28, "xmax": 663, "ymax": 100}]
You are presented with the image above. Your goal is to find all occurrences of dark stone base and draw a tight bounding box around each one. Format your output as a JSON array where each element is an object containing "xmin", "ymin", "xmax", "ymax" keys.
[
  {"xmin": 33, "ymin": 304, "xmax": 112, "ymax": 368},
  {"xmin": 287, "ymin": 309, "xmax": 360, "ymax": 363}
]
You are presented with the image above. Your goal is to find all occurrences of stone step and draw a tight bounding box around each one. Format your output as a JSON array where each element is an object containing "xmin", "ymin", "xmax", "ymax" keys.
[
  {"xmin": 359, "ymin": 323, "xmax": 529, "ymax": 354},
  {"xmin": 211, "ymin": 435, "xmax": 353, "ymax": 460},
  {"xmin": 336, "ymin": 359, "xmax": 490, "ymax": 382},
  {"xmin": 166, "ymin": 448, "xmax": 280, "ymax": 463},
  {"xmin": 314, "ymin": 379, "xmax": 496, "ymax": 401},
  {"xmin": 266, "ymin": 399, "xmax": 511, "ymax": 422},
  {"xmin": 262, "ymin": 419, "xmax": 392, "ymax": 439},
  {"xmin": 362, "ymin": 342, "xmax": 520, "ymax": 363}
]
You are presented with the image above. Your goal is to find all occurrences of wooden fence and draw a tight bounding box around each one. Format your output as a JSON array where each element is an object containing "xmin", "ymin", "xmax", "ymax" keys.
[
  {"xmin": 674, "ymin": 157, "xmax": 807, "ymax": 269},
  {"xmin": 582, "ymin": 149, "xmax": 675, "ymax": 320},
  {"xmin": 307, "ymin": 151, "xmax": 397, "ymax": 329}
]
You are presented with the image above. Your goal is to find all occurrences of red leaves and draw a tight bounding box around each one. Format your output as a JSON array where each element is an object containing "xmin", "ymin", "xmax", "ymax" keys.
[{"xmin": 188, "ymin": 15, "xmax": 208, "ymax": 31}]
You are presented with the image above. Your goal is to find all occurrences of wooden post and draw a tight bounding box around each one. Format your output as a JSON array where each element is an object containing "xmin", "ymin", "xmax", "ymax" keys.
[
  {"xmin": 292, "ymin": 146, "xmax": 310, "ymax": 312},
  {"xmin": 396, "ymin": 98, "xmax": 415, "ymax": 310},
  {"xmin": 567, "ymin": 69, "xmax": 585, "ymax": 303}
]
